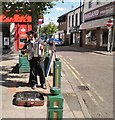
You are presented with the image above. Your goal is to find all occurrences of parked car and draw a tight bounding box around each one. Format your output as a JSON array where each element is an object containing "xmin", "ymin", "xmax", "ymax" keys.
[
  {"xmin": 55, "ymin": 38, "xmax": 64, "ymax": 46},
  {"xmin": 48, "ymin": 38, "xmax": 64, "ymax": 46},
  {"xmin": 48, "ymin": 38, "xmax": 55, "ymax": 45},
  {"xmin": 40, "ymin": 37, "xmax": 46, "ymax": 42}
]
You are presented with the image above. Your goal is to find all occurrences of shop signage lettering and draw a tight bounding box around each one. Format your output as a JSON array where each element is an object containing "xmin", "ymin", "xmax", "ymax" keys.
[
  {"xmin": 69, "ymin": 26, "xmax": 78, "ymax": 33},
  {"xmin": 84, "ymin": 2, "xmax": 115, "ymax": 21},
  {"xmin": 84, "ymin": 10, "xmax": 99, "ymax": 20}
]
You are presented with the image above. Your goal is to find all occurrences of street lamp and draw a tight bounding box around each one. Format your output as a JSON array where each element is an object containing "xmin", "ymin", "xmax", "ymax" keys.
[{"xmin": 79, "ymin": 0, "xmax": 82, "ymax": 47}]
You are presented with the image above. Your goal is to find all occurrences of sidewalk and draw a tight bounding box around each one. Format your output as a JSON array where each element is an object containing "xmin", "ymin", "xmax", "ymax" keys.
[
  {"xmin": 0, "ymin": 46, "xmax": 114, "ymax": 119},
  {"xmin": 0, "ymin": 51, "xmax": 75, "ymax": 119},
  {"xmin": 71, "ymin": 44, "xmax": 114, "ymax": 56}
]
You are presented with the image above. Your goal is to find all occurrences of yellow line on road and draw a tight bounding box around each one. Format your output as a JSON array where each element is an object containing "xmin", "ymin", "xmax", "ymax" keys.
[
  {"xmin": 61, "ymin": 56, "xmax": 100, "ymax": 106},
  {"xmin": 63, "ymin": 58, "xmax": 81, "ymax": 77},
  {"xmin": 62, "ymin": 58, "xmax": 85, "ymax": 86},
  {"xmin": 73, "ymin": 110, "xmax": 85, "ymax": 118}
]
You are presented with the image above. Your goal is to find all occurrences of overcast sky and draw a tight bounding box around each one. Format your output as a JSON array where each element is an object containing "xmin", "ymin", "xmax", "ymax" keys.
[{"xmin": 43, "ymin": 0, "xmax": 81, "ymax": 26}]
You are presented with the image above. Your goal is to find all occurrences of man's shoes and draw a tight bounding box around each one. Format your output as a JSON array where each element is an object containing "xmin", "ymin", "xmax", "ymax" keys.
[
  {"xmin": 31, "ymin": 84, "xmax": 37, "ymax": 90},
  {"xmin": 41, "ymin": 83, "xmax": 46, "ymax": 89}
]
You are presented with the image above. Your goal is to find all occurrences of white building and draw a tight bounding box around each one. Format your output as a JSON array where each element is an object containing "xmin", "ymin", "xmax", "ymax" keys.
[{"xmin": 67, "ymin": 6, "xmax": 83, "ymax": 45}]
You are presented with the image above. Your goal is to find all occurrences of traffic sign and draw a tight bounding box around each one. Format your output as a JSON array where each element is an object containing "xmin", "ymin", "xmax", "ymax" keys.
[{"xmin": 106, "ymin": 20, "xmax": 113, "ymax": 27}]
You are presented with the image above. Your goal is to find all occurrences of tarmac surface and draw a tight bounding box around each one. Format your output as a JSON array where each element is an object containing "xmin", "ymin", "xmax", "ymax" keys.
[{"xmin": 0, "ymin": 45, "xmax": 114, "ymax": 119}]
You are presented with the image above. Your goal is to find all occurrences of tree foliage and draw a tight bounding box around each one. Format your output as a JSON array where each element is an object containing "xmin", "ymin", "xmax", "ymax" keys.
[
  {"xmin": 40, "ymin": 22, "xmax": 58, "ymax": 38},
  {"xmin": 1, "ymin": 1, "xmax": 55, "ymax": 31}
]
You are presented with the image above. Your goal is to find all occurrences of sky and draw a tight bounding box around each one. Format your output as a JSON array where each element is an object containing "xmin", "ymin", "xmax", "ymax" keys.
[{"xmin": 43, "ymin": 0, "xmax": 81, "ymax": 26}]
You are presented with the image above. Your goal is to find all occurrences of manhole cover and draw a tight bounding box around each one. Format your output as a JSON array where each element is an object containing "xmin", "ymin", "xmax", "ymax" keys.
[{"xmin": 78, "ymin": 86, "xmax": 89, "ymax": 91}]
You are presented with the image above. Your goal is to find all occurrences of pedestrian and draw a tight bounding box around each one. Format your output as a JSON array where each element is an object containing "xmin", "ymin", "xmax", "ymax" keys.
[{"xmin": 21, "ymin": 30, "xmax": 46, "ymax": 89}]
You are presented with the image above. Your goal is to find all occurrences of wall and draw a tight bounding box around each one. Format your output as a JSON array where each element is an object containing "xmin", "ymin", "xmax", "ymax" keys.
[{"xmin": 84, "ymin": 0, "xmax": 115, "ymax": 13}]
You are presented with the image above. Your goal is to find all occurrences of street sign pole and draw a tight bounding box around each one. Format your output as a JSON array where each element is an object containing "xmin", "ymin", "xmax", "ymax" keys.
[{"xmin": 106, "ymin": 19, "xmax": 113, "ymax": 52}]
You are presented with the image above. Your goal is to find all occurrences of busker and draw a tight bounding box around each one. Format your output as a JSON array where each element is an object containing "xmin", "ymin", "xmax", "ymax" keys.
[{"xmin": 21, "ymin": 30, "xmax": 46, "ymax": 89}]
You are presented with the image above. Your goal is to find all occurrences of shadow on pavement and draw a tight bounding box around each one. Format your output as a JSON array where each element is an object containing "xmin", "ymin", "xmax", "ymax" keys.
[
  {"xmin": 55, "ymin": 45, "xmax": 107, "ymax": 53},
  {"xmin": 1, "ymin": 73, "xmax": 29, "ymax": 88},
  {"xmin": 10, "ymin": 63, "xmax": 19, "ymax": 74}
]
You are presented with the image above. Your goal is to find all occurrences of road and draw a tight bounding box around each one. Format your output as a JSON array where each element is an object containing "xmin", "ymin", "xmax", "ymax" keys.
[{"xmin": 56, "ymin": 45, "xmax": 113, "ymax": 118}]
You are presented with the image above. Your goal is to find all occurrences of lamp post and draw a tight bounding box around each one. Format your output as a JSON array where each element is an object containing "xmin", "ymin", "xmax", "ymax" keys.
[{"xmin": 79, "ymin": 0, "xmax": 82, "ymax": 47}]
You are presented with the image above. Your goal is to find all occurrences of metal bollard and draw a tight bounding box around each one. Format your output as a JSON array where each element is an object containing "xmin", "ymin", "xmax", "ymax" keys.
[
  {"xmin": 47, "ymin": 87, "xmax": 64, "ymax": 120},
  {"xmin": 45, "ymin": 43, "xmax": 50, "ymax": 54},
  {"xmin": 44, "ymin": 52, "xmax": 51, "ymax": 77},
  {"xmin": 53, "ymin": 58, "xmax": 62, "ymax": 88}
]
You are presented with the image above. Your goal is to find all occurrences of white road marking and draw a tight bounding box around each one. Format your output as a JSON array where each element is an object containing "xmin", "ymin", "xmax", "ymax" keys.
[
  {"xmin": 69, "ymin": 58, "xmax": 72, "ymax": 61},
  {"xmin": 86, "ymin": 91, "xmax": 98, "ymax": 106},
  {"xmin": 86, "ymin": 83, "xmax": 104, "ymax": 102}
]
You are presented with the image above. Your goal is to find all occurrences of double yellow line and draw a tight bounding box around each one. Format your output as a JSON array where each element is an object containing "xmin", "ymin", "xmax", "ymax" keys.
[{"xmin": 60, "ymin": 55, "xmax": 104, "ymax": 106}]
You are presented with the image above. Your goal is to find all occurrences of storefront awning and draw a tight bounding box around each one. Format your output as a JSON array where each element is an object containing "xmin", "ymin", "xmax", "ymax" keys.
[{"xmin": 79, "ymin": 17, "xmax": 113, "ymax": 30}]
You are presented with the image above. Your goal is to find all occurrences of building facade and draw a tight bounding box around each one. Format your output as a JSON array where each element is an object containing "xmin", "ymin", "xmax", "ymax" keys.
[
  {"xmin": 67, "ymin": 6, "xmax": 83, "ymax": 45},
  {"xmin": 0, "ymin": 12, "xmax": 44, "ymax": 51},
  {"xmin": 57, "ymin": 14, "xmax": 68, "ymax": 45},
  {"xmin": 57, "ymin": 5, "xmax": 83, "ymax": 46},
  {"xmin": 80, "ymin": 0, "xmax": 115, "ymax": 50}
]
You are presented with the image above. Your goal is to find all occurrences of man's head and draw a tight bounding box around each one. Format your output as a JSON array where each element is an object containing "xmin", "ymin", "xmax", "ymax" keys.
[{"xmin": 26, "ymin": 30, "xmax": 35, "ymax": 40}]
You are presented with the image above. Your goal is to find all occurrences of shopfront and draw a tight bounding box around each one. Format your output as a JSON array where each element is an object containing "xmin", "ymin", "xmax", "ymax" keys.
[
  {"xmin": 80, "ymin": 2, "xmax": 115, "ymax": 50},
  {"xmin": 69, "ymin": 26, "xmax": 79, "ymax": 45}
]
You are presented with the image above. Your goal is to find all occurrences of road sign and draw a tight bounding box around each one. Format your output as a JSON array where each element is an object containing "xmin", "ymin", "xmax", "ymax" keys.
[{"xmin": 106, "ymin": 20, "xmax": 113, "ymax": 27}]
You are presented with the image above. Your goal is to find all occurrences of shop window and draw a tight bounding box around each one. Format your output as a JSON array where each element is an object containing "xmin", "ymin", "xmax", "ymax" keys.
[{"xmin": 86, "ymin": 30, "xmax": 96, "ymax": 45}]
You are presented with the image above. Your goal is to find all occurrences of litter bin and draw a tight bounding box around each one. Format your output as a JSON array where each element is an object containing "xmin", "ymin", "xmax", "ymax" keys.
[
  {"xmin": 47, "ymin": 87, "xmax": 64, "ymax": 120},
  {"xmin": 19, "ymin": 53, "xmax": 30, "ymax": 73}
]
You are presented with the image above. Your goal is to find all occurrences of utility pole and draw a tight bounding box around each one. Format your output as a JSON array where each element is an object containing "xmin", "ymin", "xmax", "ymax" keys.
[{"xmin": 79, "ymin": 0, "xmax": 82, "ymax": 47}]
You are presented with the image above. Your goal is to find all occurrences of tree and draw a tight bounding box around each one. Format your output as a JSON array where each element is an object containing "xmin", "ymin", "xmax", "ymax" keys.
[
  {"xmin": 40, "ymin": 22, "xmax": 58, "ymax": 38},
  {"xmin": 1, "ymin": 1, "xmax": 55, "ymax": 31}
]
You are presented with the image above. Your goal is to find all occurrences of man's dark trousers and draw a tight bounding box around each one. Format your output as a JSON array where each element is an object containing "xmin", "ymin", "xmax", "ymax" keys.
[{"xmin": 29, "ymin": 58, "xmax": 45, "ymax": 86}]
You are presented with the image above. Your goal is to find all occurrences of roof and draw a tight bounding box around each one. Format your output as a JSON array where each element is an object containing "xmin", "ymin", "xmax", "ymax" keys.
[{"xmin": 58, "ymin": 5, "xmax": 83, "ymax": 18}]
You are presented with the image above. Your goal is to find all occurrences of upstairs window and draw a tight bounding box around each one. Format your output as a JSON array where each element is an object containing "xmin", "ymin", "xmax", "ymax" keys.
[
  {"xmin": 89, "ymin": 0, "xmax": 92, "ymax": 8},
  {"xmin": 96, "ymin": 0, "xmax": 100, "ymax": 5},
  {"xmin": 69, "ymin": 16, "xmax": 71, "ymax": 27},
  {"xmin": 75, "ymin": 14, "xmax": 78, "ymax": 26},
  {"xmin": 72, "ymin": 15, "xmax": 74, "ymax": 27}
]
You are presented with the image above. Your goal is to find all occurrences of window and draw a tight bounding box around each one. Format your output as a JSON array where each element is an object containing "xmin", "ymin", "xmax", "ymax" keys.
[
  {"xmin": 72, "ymin": 15, "xmax": 74, "ymax": 27},
  {"xmin": 86, "ymin": 30, "xmax": 96, "ymax": 45},
  {"xmin": 89, "ymin": 0, "xmax": 92, "ymax": 8},
  {"xmin": 96, "ymin": 0, "xmax": 100, "ymax": 5},
  {"xmin": 69, "ymin": 16, "xmax": 71, "ymax": 27},
  {"xmin": 75, "ymin": 14, "xmax": 78, "ymax": 26}
]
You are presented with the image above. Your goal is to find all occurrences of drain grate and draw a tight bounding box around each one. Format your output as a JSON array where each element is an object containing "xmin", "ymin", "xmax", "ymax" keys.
[{"xmin": 78, "ymin": 86, "xmax": 89, "ymax": 91}]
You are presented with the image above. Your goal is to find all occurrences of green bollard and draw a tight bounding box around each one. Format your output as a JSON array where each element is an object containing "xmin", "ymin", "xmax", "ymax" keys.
[
  {"xmin": 47, "ymin": 87, "xmax": 64, "ymax": 120},
  {"xmin": 53, "ymin": 58, "xmax": 62, "ymax": 88}
]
